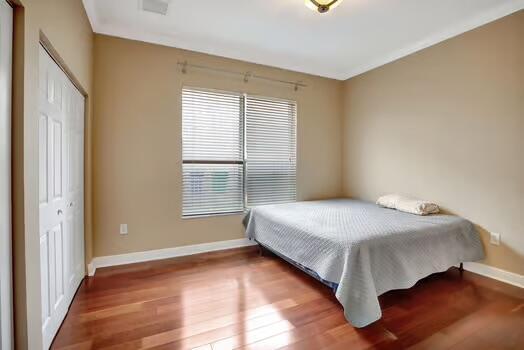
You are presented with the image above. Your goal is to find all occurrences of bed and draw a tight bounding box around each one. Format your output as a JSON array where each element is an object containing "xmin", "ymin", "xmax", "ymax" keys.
[{"xmin": 243, "ymin": 199, "xmax": 484, "ymax": 328}]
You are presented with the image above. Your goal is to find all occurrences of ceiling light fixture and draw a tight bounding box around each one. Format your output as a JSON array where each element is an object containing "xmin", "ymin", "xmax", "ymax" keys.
[{"xmin": 305, "ymin": 0, "xmax": 343, "ymax": 14}]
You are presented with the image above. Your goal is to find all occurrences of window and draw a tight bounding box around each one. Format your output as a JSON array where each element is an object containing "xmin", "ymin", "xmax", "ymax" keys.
[
  {"xmin": 182, "ymin": 88, "xmax": 244, "ymax": 216},
  {"xmin": 182, "ymin": 88, "xmax": 296, "ymax": 217},
  {"xmin": 245, "ymin": 96, "xmax": 297, "ymax": 207}
]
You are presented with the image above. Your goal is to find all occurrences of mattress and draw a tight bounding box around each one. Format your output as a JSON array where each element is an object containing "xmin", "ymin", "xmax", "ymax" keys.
[{"xmin": 244, "ymin": 199, "xmax": 484, "ymax": 327}]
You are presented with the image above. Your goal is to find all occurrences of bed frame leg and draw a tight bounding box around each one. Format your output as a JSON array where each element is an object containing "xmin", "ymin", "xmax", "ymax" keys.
[
  {"xmin": 258, "ymin": 245, "xmax": 272, "ymax": 257},
  {"xmin": 459, "ymin": 262, "xmax": 464, "ymax": 274}
]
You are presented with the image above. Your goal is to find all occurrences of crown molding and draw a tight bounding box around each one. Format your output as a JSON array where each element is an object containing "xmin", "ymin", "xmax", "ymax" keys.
[
  {"xmin": 343, "ymin": 0, "xmax": 524, "ymax": 79},
  {"xmin": 83, "ymin": 1, "xmax": 524, "ymax": 80}
]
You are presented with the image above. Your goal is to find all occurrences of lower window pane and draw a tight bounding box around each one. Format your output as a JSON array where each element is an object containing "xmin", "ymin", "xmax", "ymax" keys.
[
  {"xmin": 182, "ymin": 163, "xmax": 244, "ymax": 217},
  {"xmin": 246, "ymin": 162, "xmax": 296, "ymax": 207}
]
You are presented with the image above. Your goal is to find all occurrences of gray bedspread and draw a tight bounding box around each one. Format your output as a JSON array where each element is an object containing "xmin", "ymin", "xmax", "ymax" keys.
[{"xmin": 244, "ymin": 199, "xmax": 484, "ymax": 327}]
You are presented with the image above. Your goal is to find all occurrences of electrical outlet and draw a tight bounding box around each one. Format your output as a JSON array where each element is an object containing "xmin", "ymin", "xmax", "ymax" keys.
[
  {"xmin": 490, "ymin": 232, "xmax": 500, "ymax": 246},
  {"xmin": 120, "ymin": 224, "xmax": 128, "ymax": 235}
]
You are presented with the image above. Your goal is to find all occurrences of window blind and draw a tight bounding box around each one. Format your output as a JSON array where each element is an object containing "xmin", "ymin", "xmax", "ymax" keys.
[
  {"xmin": 245, "ymin": 96, "xmax": 297, "ymax": 207},
  {"xmin": 182, "ymin": 88, "xmax": 244, "ymax": 217}
]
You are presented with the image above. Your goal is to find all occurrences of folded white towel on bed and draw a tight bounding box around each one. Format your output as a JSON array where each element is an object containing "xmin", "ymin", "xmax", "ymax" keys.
[{"xmin": 377, "ymin": 194, "xmax": 439, "ymax": 215}]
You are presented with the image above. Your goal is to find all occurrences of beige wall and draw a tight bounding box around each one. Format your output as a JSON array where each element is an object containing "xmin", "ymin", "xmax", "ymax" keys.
[
  {"xmin": 342, "ymin": 11, "xmax": 524, "ymax": 275},
  {"xmin": 9, "ymin": 4, "xmax": 522, "ymax": 347},
  {"xmin": 92, "ymin": 35, "xmax": 343, "ymax": 257},
  {"xmin": 12, "ymin": 0, "xmax": 93, "ymax": 348}
]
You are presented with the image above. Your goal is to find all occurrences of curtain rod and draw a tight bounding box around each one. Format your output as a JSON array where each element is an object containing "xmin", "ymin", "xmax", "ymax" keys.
[{"xmin": 177, "ymin": 61, "xmax": 307, "ymax": 91}]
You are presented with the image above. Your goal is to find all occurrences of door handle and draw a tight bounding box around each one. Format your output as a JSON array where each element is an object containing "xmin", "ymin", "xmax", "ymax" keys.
[
  {"xmin": 68, "ymin": 202, "xmax": 74, "ymax": 208},
  {"xmin": 57, "ymin": 209, "xmax": 63, "ymax": 215}
]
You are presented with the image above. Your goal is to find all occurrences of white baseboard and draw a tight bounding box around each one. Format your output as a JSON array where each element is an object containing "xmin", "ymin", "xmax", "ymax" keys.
[
  {"xmin": 87, "ymin": 262, "xmax": 96, "ymax": 277},
  {"xmin": 462, "ymin": 262, "xmax": 523, "ymax": 289},
  {"xmin": 89, "ymin": 238, "xmax": 257, "ymax": 275},
  {"xmin": 89, "ymin": 239, "xmax": 522, "ymax": 289}
]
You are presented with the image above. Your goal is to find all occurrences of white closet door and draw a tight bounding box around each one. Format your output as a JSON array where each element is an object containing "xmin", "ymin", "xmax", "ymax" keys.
[
  {"xmin": 67, "ymin": 80, "xmax": 85, "ymax": 285},
  {"xmin": 39, "ymin": 45, "xmax": 85, "ymax": 349},
  {"xmin": 0, "ymin": 1, "xmax": 13, "ymax": 349}
]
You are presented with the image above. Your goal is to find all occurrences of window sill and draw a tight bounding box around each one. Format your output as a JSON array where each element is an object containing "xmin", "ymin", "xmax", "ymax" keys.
[{"xmin": 182, "ymin": 211, "xmax": 246, "ymax": 220}]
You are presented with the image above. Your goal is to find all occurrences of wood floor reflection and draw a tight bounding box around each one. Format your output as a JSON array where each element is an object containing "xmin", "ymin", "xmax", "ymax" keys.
[{"xmin": 52, "ymin": 247, "xmax": 524, "ymax": 349}]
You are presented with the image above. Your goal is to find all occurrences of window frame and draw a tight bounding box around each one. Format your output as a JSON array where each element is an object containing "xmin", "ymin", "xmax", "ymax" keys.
[{"xmin": 181, "ymin": 86, "xmax": 297, "ymax": 218}]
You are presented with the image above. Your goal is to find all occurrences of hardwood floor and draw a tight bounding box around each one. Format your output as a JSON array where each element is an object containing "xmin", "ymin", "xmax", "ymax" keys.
[{"xmin": 52, "ymin": 247, "xmax": 524, "ymax": 350}]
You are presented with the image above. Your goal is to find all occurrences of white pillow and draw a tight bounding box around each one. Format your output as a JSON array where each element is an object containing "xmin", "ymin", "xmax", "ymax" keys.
[
  {"xmin": 376, "ymin": 194, "xmax": 402, "ymax": 209},
  {"xmin": 377, "ymin": 194, "xmax": 439, "ymax": 215}
]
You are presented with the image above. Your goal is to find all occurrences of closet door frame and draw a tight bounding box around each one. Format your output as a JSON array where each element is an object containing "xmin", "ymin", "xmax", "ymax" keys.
[{"xmin": 0, "ymin": 1, "xmax": 13, "ymax": 349}]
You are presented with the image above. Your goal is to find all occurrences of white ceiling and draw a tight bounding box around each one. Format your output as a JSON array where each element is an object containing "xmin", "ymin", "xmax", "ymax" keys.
[{"xmin": 83, "ymin": 0, "xmax": 524, "ymax": 80}]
